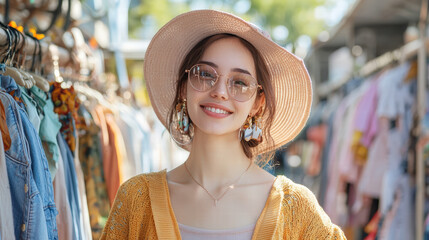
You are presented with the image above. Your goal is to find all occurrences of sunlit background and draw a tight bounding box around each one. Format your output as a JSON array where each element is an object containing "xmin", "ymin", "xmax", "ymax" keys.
[{"xmin": 2, "ymin": 0, "xmax": 427, "ymax": 239}]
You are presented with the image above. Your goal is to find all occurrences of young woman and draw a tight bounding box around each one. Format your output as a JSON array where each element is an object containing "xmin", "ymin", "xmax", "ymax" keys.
[{"xmin": 101, "ymin": 10, "xmax": 346, "ymax": 239}]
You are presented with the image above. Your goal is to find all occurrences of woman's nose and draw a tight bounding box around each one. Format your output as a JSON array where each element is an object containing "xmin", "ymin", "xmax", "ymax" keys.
[{"xmin": 210, "ymin": 75, "xmax": 229, "ymax": 100}]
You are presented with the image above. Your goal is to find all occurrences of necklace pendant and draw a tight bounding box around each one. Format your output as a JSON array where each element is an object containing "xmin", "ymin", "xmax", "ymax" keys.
[{"xmin": 214, "ymin": 199, "xmax": 218, "ymax": 207}]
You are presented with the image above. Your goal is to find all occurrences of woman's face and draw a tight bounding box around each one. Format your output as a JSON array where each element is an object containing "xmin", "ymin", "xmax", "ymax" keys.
[{"xmin": 186, "ymin": 37, "xmax": 261, "ymax": 137}]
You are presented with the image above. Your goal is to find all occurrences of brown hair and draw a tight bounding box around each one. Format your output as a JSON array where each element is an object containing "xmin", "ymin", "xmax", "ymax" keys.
[{"xmin": 168, "ymin": 34, "xmax": 276, "ymax": 166}]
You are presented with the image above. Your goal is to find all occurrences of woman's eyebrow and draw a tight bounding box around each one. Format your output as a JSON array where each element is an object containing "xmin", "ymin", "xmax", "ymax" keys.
[
  {"xmin": 198, "ymin": 60, "xmax": 218, "ymax": 68},
  {"xmin": 198, "ymin": 60, "xmax": 252, "ymax": 75},
  {"xmin": 231, "ymin": 68, "xmax": 251, "ymax": 75}
]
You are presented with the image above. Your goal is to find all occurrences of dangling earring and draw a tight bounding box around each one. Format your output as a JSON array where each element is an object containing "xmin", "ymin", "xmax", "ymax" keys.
[
  {"xmin": 240, "ymin": 115, "xmax": 253, "ymax": 142},
  {"xmin": 176, "ymin": 99, "xmax": 189, "ymax": 133},
  {"xmin": 251, "ymin": 114, "xmax": 263, "ymax": 142},
  {"xmin": 239, "ymin": 114, "xmax": 263, "ymax": 142},
  {"xmin": 170, "ymin": 99, "xmax": 192, "ymax": 145}
]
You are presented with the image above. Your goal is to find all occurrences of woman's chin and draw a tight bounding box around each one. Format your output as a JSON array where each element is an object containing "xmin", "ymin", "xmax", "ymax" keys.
[{"xmin": 193, "ymin": 126, "xmax": 239, "ymax": 139}]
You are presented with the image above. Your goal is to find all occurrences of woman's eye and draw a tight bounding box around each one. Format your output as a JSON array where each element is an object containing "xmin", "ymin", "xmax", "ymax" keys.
[
  {"xmin": 199, "ymin": 71, "xmax": 214, "ymax": 78},
  {"xmin": 233, "ymin": 80, "xmax": 248, "ymax": 87}
]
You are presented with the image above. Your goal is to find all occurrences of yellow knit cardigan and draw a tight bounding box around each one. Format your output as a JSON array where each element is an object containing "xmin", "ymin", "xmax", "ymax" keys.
[{"xmin": 100, "ymin": 170, "xmax": 347, "ymax": 239}]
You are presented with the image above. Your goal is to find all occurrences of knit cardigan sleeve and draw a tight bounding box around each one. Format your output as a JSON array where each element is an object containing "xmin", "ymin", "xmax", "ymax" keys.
[
  {"xmin": 100, "ymin": 179, "xmax": 131, "ymax": 239},
  {"xmin": 284, "ymin": 182, "xmax": 347, "ymax": 239},
  {"xmin": 100, "ymin": 174, "xmax": 158, "ymax": 240}
]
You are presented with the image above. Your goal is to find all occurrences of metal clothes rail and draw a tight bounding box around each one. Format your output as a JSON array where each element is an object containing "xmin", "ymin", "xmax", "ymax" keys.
[{"xmin": 0, "ymin": 27, "xmax": 70, "ymax": 66}]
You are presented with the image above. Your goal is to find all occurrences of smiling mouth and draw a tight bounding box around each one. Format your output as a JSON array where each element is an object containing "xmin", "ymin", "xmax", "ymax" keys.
[{"xmin": 201, "ymin": 106, "xmax": 232, "ymax": 115}]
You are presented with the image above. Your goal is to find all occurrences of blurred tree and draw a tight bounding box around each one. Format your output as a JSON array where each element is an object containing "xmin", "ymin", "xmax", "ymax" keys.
[
  {"xmin": 248, "ymin": 0, "xmax": 326, "ymax": 49},
  {"xmin": 128, "ymin": 0, "xmax": 189, "ymax": 39},
  {"xmin": 128, "ymin": 0, "xmax": 327, "ymax": 50}
]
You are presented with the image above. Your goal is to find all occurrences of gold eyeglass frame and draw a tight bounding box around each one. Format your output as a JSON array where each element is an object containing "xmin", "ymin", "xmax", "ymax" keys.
[{"xmin": 185, "ymin": 63, "xmax": 263, "ymax": 102}]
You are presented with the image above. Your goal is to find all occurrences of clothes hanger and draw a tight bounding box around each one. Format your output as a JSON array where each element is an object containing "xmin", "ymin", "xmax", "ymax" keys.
[
  {"xmin": 0, "ymin": 24, "xmax": 27, "ymax": 87},
  {"xmin": 12, "ymin": 26, "xmax": 36, "ymax": 89},
  {"xmin": 74, "ymin": 82, "xmax": 114, "ymax": 110},
  {"xmin": 27, "ymin": 35, "xmax": 49, "ymax": 92},
  {"xmin": 49, "ymin": 44, "xmax": 64, "ymax": 83},
  {"xmin": 4, "ymin": 24, "xmax": 35, "ymax": 88}
]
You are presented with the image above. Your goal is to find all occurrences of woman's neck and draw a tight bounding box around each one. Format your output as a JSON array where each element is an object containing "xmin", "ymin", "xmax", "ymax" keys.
[{"xmin": 185, "ymin": 129, "xmax": 253, "ymax": 190}]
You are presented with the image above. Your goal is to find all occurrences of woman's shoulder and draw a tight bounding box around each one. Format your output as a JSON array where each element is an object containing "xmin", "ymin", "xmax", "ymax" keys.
[
  {"xmin": 274, "ymin": 175, "xmax": 320, "ymax": 205},
  {"xmin": 275, "ymin": 175, "xmax": 347, "ymax": 239},
  {"xmin": 117, "ymin": 170, "xmax": 167, "ymax": 198}
]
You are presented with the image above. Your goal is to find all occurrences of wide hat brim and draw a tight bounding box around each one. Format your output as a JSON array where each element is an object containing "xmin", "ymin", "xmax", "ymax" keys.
[{"xmin": 144, "ymin": 9, "xmax": 312, "ymax": 155}]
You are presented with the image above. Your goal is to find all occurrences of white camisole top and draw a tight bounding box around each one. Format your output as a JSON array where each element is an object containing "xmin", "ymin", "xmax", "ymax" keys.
[{"xmin": 178, "ymin": 222, "xmax": 256, "ymax": 240}]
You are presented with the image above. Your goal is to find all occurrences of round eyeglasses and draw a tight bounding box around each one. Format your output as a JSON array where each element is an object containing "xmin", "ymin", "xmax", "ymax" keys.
[{"xmin": 185, "ymin": 64, "xmax": 262, "ymax": 102}]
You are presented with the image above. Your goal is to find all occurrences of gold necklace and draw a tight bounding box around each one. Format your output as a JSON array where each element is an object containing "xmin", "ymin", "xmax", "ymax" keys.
[{"xmin": 184, "ymin": 161, "xmax": 252, "ymax": 207}]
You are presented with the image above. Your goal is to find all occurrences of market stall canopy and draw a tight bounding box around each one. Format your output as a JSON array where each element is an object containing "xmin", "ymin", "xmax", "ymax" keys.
[{"xmin": 315, "ymin": 0, "xmax": 421, "ymax": 48}]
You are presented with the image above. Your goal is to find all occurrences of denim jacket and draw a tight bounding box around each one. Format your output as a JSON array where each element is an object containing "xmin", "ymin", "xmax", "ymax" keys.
[{"xmin": 0, "ymin": 76, "xmax": 58, "ymax": 240}]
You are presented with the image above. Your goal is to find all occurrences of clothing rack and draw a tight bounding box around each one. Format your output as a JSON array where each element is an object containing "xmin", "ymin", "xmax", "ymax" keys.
[
  {"xmin": 0, "ymin": 27, "xmax": 70, "ymax": 66},
  {"xmin": 317, "ymin": 38, "xmax": 427, "ymax": 98},
  {"xmin": 315, "ymin": 2, "xmax": 428, "ymax": 237},
  {"xmin": 359, "ymin": 39, "xmax": 425, "ymax": 77}
]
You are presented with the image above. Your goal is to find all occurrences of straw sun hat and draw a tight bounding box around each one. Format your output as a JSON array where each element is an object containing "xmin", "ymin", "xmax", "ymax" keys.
[{"xmin": 144, "ymin": 9, "xmax": 312, "ymax": 155}]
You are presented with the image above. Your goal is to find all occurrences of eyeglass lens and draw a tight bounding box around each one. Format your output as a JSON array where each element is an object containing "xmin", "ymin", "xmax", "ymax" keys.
[{"xmin": 188, "ymin": 64, "xmax": 258, "ymax": 101}]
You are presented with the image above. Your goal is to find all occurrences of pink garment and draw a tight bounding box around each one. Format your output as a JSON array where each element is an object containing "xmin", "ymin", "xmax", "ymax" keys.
[
  {"xmin": 357, "ymin": 117, "xmax": 389, "ymax": 198},
  {"xmin": 339, "ymin": 82, "xmax": 372, "ymax": 184},
  {"xmin": 352, "ymin": 76, "xmax": 379, "ymax": 158},
  {"xmin": 351, "ymin": 118, "xmax": 389, "ymax": 225},
  {"xmin": 324, "ymin": 101, "xmax": 348, "ymax": 226},
  {"xmin": 178, "ymin": 222, "xmax": 256, "ymax": 240},
  {"xmin": 337, "ymin": 96, "xmax": 361, "ymax": 183},
  {"xmin": 324, "ymin": 82, "xmax": 369, "ymax": 226},
  {"xmin": 53, "ymin": 145, "xmax": 73, "ymax": 240}
]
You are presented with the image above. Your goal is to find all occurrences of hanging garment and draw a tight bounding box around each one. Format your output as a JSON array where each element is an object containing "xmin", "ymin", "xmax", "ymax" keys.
[
  {"xmin": 376, "ymin": 63, "xmax": 411, "ymax": 119},
  {"xmin": 32, "ymin": 86, "xmax": 62, "ymax": 180},
  {"xmin": 357, "ymin": 117, "xmax": 389, "ymax": 198},
  {"xmin": 0, "ymin": 87, "xmax": 58, "ymax": 240},
  {"xmin": 324, "ymin": 82, "xmax": 370, "ymax": 226},
  {"xmin": 324, "ymin": 102, "xmax": 348, "ymax": 226},
  {"xmin": 114, "ymin": 103, "xmax": 154, "ymax": 177},
  {"xmin": 0, "ymin": 130, "xmax": 15, "ymax": 239},
  {"xmin": 318, "ymin": 109, "xmax": 337, "ymax": 207},
  {"xmin": 378, "ymin": 130, "xmax": 415, "ymax": 240},
  {"xmin": 51, "ymin": 82, "xmax": 80, "ymax": 153},
  {"xmin": 0, "ymin": 98, "xmax": 11, "ymax": 150},
  {"xmin": 350, "ymin": 76, "xmax": 379, "ymax": 165},
  {"xmin": 151, "ymin": 114, "xmax": 189, "ymax": 171},
  {"xmin": 337, "ymin": 82, "xmax": 369, "ymax": 184},
  {"xmin": 73, "ymin": 136, "xmax": 93, "ymax": 240},
  {"xmin": 105, "ymin": 112, "xmax": 127, "ymax": 182},
  {"xmin": 133, "ymin": 108, "xmax": 153, "ymax": 173},
  {"xmin": 77, "ymin": 105, "xmax": 110, "ymax": 240},
  {"xmin": 115, "ymin": 104, "xmax": 143, "ymax": 179},
  {"xmin": 18, "ymin": 85, "xmax": 42, "ymax": 133},
  {"xmin": 58, "ymin": 133, "xmax": 83, "ymax": 240},
  {"xmin": 363, "ymin": 211, "xmax": 380, "ymax": 240},
  {"xmin": 53, "ymin": 144, "xmax": 73, "ymax": 240},
  {"xmin": 92, "ymin": 105, "xmax": 121, "ymax": 205},
  {"xmin": 306, "ymin": 124, "xmax": 327, "ymax": 176}
]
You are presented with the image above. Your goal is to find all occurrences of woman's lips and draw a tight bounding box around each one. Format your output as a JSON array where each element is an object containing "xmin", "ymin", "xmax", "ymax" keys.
[{"xmin": 200, "ymin": 104, "xmax": 232, "ymax": 118}]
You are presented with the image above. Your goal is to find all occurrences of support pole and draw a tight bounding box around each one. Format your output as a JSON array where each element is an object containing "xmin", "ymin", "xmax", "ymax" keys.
[{"xmin": 416, "ymin": 0, "xmax": 428, "ymax": 239}]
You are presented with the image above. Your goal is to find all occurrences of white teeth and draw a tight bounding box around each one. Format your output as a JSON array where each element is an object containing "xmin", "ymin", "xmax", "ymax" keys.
[{"xmin": 204, "ymin": 107, "xmax": 229, "ymax": 114}]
